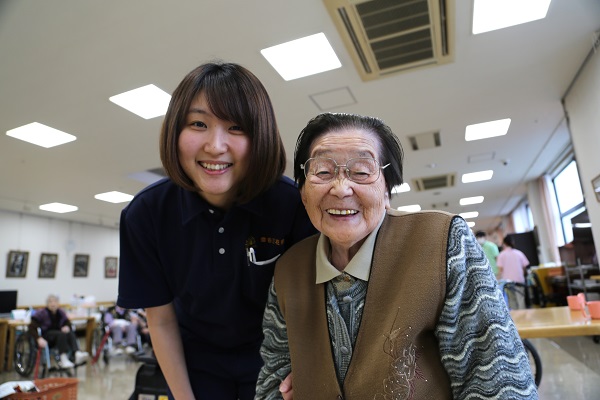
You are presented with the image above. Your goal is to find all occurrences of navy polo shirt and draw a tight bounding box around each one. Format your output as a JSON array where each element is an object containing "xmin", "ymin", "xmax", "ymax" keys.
[{"xmin": 117, "ymin": 177, "xmax": 316, "ymax": 361}]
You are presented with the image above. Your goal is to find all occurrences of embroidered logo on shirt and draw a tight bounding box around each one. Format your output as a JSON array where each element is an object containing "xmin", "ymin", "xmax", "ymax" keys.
[{"xmin": 246, "ymin": 236, "xmax": 286, "ymax": 247}]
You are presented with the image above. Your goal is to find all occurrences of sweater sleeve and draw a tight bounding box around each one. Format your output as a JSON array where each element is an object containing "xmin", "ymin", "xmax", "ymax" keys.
[
  {"xmin": 435, "ymin": 217, "xmax": 538, "ymax": 399},
  {"xmin": 255, "ymin": 280, "xmax": 290, "ymax": 400}
]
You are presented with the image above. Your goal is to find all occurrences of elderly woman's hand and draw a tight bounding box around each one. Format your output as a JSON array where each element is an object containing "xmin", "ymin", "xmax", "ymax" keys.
[
  {"xmin": 280, "ymin": 373, "xmax": 293, "ymax": 400},
  {"xmin": 37, "ymin": 337, "xmax": 48, "ymax": 349}
]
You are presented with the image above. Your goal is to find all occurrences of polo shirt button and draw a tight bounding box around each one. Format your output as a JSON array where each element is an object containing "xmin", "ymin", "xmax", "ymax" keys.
[
  {"xmin": 337, "ymin": 395, "xmax": 343, "ymax": 400},
  {"xmin": 340, "ymin": 346, "xmax": 349, "ymax": 355},
  {"xmin": 342, "ymin": 295, "xmax": 352, "ymax": 303},
  {"xmin": 209, "ymin": 209, "xmax": 214, "ymax": 214},
  {"xmin": 218, "ymin": 227, "xmax": 224, "ymax": 233},
  {"xmin": 219, "ymin": 248, "xmax": 225, "ymax": 254}
]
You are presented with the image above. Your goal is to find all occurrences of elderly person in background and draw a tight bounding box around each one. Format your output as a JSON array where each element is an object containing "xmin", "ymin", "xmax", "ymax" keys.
[
  {"xmin": 30, "ymin": 294, "xmax": 89, "ymax": 368},
  {"xmin": 256, "ymin": 113, "xmax": 537, "ymax": 399}
]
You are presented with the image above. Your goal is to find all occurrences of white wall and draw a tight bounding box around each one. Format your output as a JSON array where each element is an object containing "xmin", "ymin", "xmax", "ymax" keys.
[
  {"xmin": 563, "ymin": 40, "xmax": 600, "ymax": 261},
  {"xmin": 0, "ymin": 209, "xmax": 119, "ymax": 306}
]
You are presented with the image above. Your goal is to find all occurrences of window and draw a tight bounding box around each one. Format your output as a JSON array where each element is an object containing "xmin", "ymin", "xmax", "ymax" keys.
[{"xmin": 552, "ymin": 159, "xmax": 585, "ymax": 244}]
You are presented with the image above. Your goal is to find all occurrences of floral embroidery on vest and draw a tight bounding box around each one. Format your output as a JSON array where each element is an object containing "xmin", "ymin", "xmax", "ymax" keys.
[{"xmin": 375, "ymin": 325, "xmax": 425, "ymax": 400}]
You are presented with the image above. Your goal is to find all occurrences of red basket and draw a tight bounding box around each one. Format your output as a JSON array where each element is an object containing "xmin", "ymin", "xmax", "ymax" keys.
[{"xmin": 5, "ymin": 378, "xmax": 78, "ymax": 400}]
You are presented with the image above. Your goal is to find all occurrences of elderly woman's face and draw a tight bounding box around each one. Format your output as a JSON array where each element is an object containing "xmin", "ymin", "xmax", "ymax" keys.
[
  {"xmin": 301, "ymin": 129, "xmax": 389, "ymax": 252},
  {"xmin": 47, "ymin": 297, "xmax": 59, "ymax": 313}
]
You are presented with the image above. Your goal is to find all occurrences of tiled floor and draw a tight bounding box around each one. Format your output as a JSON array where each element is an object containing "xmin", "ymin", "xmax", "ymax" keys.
[{"xmin": 1, "ymin": 336, "xmax": 599, "ymax": 399}]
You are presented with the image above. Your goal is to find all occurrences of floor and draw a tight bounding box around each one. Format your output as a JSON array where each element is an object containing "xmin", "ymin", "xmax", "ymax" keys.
[{"xmin": 1, "ymin": 336, "xmax": 599, "ymax": 399}]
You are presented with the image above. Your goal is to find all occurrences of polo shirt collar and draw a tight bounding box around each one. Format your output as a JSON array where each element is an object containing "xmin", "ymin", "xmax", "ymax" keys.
[
  {"xmin": 315, "ymin": 214, "xmax": 385, "ymax": 284},
  {"xmin": 179, "ymin": 187, "xmax": 264, "ymax": 225}
]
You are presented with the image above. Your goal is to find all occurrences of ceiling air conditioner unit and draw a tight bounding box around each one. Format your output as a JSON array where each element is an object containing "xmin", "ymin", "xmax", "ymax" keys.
[{"xmin": 323, "ymin": 0, "xmax": 454, "ymax": 81}]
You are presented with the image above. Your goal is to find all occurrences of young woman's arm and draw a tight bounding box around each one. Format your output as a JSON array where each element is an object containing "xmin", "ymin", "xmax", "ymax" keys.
[{"xmin": 146, "ymin": 303, "xmax": 195, "ymax": 400}]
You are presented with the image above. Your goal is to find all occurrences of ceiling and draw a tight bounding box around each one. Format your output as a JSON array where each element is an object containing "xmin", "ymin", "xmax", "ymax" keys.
[{"xmin": 1, "ymin": 0, "xmax": 599, "ymax": 232}]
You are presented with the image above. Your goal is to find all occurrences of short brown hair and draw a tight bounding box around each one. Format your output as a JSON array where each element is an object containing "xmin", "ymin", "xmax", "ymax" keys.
[{"xmin": 160, "ymin": 61, "xmax": 286, "ymax": 204}]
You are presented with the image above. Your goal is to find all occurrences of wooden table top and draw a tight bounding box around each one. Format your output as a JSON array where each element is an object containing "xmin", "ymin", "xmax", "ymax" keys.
[{"xmin": 511, "ymin": 306, "xmax": 600, "ymax": 339}]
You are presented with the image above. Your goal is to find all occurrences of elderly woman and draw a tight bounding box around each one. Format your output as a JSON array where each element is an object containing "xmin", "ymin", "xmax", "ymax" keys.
[{"xmin": 255, "ymin": 113, "xmax": 537, "ymax": 399}]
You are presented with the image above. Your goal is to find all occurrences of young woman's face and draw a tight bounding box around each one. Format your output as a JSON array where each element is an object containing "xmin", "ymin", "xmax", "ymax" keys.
[
  {"xmin": 178, "ymin": 92, "xmax": 251, "ymax": 209},
  {"xmin": 300, "ymin": 129, "xmax": 389, "ymax": 254}
]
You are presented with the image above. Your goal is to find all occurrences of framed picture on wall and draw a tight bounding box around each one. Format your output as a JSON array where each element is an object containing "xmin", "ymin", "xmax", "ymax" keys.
[
  {"xmin": 104, "ymin": 257, "xmax": 118, "ymax": 278},
  {"xmin": 73, "ymin": 254, "xmax": 89, "ymax": 277},
  {"xmin": 6, "ymin": 250, "xmax": 29, "ymax": 278},
  {"xmin": 38, "ymin": 253, "xmax": 58, "ymax": 278}
]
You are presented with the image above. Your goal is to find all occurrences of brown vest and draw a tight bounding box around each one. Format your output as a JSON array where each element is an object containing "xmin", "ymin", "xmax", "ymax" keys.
[{"xmin": 274, "ymin": 209, "xmax": 454, "ymax": 400}]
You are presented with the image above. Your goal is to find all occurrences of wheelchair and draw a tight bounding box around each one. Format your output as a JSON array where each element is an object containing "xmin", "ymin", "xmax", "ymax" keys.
[
  {"xmin": 90, "ymin": 308, "xmax": 145, "ymax": 366},
  {"xmin": 13, "ymin": 327, "xmax": 86, "ymax": 378}
]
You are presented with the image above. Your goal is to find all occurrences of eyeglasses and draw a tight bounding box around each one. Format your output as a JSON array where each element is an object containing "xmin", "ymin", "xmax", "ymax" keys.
[{"xmin": 301, "ymin": 157, "xmax": 390, "ymax": 184}]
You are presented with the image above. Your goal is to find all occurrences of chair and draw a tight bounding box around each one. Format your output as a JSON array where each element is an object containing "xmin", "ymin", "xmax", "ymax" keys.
[
  {"xmin": 13, "ymin": 326, "xmax": 85, "ymax": 378},
  {"xmin": 90, "ymin": 308, "xmax": 144, "ymax": 365},
  {"xmin": 564, "ymin": 264, "xmax": 600, "ymax": 299}
]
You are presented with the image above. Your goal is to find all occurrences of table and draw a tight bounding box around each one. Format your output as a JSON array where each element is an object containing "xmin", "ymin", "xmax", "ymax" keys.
[
  {"xmin": 2, "ymin": 315, "xmax": 95, "ymax": 373},
  {"xmin": 591, "ymin": 275, "xmax": 600, "ymax": 281},
  {"xmin": 0, "ymin": 319, "xmax": 7, "ymax": 372},
  {"xmin": 511, "ymin": 306, "xmax": 600, "ymax": 339}
]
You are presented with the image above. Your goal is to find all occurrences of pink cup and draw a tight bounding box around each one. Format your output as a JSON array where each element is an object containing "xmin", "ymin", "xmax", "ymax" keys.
[
  {"xmin": 587, "ymin": 301, "xmax": 600, "ymax": 319},
  {"xmin": 567, "ymin": 293, "xmax": 586, "ymax": 311}
]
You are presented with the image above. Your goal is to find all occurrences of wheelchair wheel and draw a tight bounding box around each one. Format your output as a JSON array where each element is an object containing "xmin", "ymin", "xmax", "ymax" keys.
[
  {"xmin": 522, "ymin": 339, "xmax": 542, "ymax": 387},
  {"xmin": 14, "ymin": 332, "xmax": 36, "ymax": 377}
]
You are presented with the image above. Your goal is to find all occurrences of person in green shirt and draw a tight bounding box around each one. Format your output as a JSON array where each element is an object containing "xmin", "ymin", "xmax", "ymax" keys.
[{"xmin": 476, "ymin": 231, "xmax": 500, "ymax": 278}]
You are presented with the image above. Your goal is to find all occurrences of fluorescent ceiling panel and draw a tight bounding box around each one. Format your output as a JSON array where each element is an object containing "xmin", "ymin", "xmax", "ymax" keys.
[
  {"xmin": 465, "ymin": 118, "xmax": 511, "ymax": 141},
  {"xmin": 462, "ymin": 170, "xmax": 494, "ymax": 183},
  {"xmin": 261, "ymin": 33, "xmax": 341, "ymax": 81},
  {"xmin": 94, "ymin": 191, "xmax": 134, "ymax": 204},
  {"xmin": 472, "ymin": 0, "xmax": 552, "ymax": 34},
  {"xmin": 460, "ymin": 196, "xmax": 484, "ymax": 205},
  {"xmin": 392, "ymin": 183, "xmax": 411, "ymax": 194},
  {"xmin": 39, "ymin": 202, "xmax": 78, "ymax": 213},
  {"xmin": 460, "ymin": 211, "xmax": 480, "ymax": 219},
  {"xmin": 397, "ymin": 204, "xmax": 421, "ymax": 212},
  {"xmin": 109, "ymin": 84, "xmax": 171, "ymax": 119},
  {"xmin": 6, "ymin": 122, "xmax": 76, "ymax": 148}
]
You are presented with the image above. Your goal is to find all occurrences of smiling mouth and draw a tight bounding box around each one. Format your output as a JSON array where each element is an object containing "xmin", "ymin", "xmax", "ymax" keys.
[
  {"xmin": 327, "ymin": 209, "xmax": 358, "ymax": 215},
  {"xmin": 199, "ymin": 162, "xmax": 232, "ymax": 171}
]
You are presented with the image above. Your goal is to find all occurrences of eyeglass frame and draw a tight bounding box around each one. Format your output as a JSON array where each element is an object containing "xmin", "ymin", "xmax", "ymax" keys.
[{"xmin": 300, "ymin": 157, "xmax": 390, "ymax": 184}]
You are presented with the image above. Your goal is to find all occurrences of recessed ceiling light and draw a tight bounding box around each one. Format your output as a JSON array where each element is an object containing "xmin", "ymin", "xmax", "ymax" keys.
[
  {"xmin": 472, "ymin": 0, "xmax": 552, "ymax": 35},
  {"xmin": 397, "ymin": 204, "xmax": 421, "ymax": 212},
  {"xmin": 462, "ymin": 170, "xmax": 494, "ymax": 183},
  {"xmin": 94, "ymin": 191, "xmax": 134, "ymax": 204},
  {"xmin": 6, "ymin": 122, "xmax": 76, "ymax": 148},
  {"xmin": 460, "ymin": 211, "xmax": 480, "ymax": 219},
  {"xmin": 465, "ymin": 118, "xmax": 511, "ymax": 141},
  {"xmin": 392, "ymin": 183, "xmax": 411, "ymax": 194},
  {"xmin": 261, "ymin": 33, "xmax": 341, "ymax": 81},
  {"xmin": 109, "ymin": 84, "xmax": 171, "ymax": 119},
  {"xmin": 460, "ymin": 196, "xmax": 485, "ymax": 205},
  {"xmin": 39, "ymin": 202, "xmax": 78, "ymax": 213}
]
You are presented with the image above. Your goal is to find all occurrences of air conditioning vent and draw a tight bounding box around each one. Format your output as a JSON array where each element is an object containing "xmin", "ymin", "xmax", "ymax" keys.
[
  {"xmin": 324, "ymin": 0, "xmax": 454, "ymax": 81},
  {"xmin": 408, "ymin": 131, "xmax": 440, "ymax": 151},
  {"xmin": 412, "ymin": 173, "xmax": 455, "ymax": 191}
]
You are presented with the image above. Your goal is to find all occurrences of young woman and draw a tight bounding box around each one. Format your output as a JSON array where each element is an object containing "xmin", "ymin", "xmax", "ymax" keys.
[{"xmin": 117, "ymin": 62, "xmax": 315, "ymax": 399}]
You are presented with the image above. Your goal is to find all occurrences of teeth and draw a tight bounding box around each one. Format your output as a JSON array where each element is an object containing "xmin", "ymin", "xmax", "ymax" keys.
[
  {"xmin": 327, "ymin": 209, "xmax": 358, "ymax": 215},
  {"xmin": 200, "ymin": 162, "xmax": 231, "ymax": 171}
]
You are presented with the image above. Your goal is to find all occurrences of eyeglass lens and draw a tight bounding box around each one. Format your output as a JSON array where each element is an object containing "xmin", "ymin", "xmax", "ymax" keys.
[{"xmin": 304, "ymin": 157, "xmax": 380, "ymax": 183}]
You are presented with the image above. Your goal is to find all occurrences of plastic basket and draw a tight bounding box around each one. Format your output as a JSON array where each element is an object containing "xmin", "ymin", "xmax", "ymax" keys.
[{"xmin": 5, "ymin": 378, "xmax": 78, "ymax": 400}]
